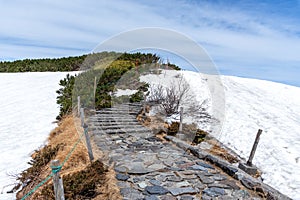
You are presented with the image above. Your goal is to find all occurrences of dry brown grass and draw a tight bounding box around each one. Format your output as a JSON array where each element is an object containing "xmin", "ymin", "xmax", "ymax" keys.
[
  {"xmin": 17, "ymin": 115, "xmax": 122, "ymax": 200},
  {"xmin": 207, "ymin": 140, "xmax": 239, "ymax": 163}
]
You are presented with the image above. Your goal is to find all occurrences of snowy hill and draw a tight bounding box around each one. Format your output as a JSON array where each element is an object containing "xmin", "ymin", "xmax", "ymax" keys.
[
  {"xmin": 141, "ymin": 70, "xmax": 300, "ymax": 199},
  {"xmin": 0, "ymin": 72, "xmax": 75, "ymax": 200}
]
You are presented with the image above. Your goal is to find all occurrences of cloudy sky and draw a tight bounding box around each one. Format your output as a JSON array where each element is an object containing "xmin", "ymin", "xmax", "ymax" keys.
[{"xmin": 1, "ymin": 0, "xmax": 300, "ymax": 86}]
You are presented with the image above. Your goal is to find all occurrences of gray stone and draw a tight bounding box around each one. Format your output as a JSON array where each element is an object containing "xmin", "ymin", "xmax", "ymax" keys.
[
  {"xmin": 169, "ymin": 187, "xmax": 199, "ymax": 196},
  {"xmin": 120, "ymin": 187, "xmax": 141, "ymax": 196},
  {"xmin": 128, "ymin": 162, "xmax": 154, "ymax": 174},
  {"xmin": 166, "ymin": 175, "xmax": 183, "ymax": 182},
  {"xmin": 212, "ymin": 174, "xmax": 227, "ymax": 181},
  {"xmin": 115, "ymin": 166, "xmax": 128, "ymax": 173},
  {"xmin": 145, "ymin": 185, "xmax": 169, "ymax": 195},
  {"xmin": 188, "ymin": 164, "xmax": 208, "ymax": 172},
  {"xmin": 203, "ymin": 187, "xmax": 225, "ymax": 197},
  {"xmin": 198, "ymin": 174, "xmax": 214, "ymax": 184},
  {"xmin": 149, "ymin": 179, "xmax": 161, "ymax": 186},
  {"xmin": 145, "ymin": 195, "xmax": 159, "ymax": 200},
  {"xmin": 133, "ymin": 176, "xmax": 146, "ymax": 183},
  {"xmin": 232, "ymin": 190, "xmax": 250, "ymax": 199},
  {"xmin": 159, "ymin": 195, "xmax": 177, "ymax": 200},
  {"xmin": 238, "ymin": 163, "xmax": 258, "ymax": 176},
  {"xmin": 240, "ymin": 177, "xmax": 259, "ymax": 190},
  {"xmin": 196, "ymin": 161, "xmax": 215, "ymax": 170},
  {"xmin": 219, "ymin": 180, "xmax": 240, "ymax": 190},
  {"xmin": 180, "ymin": 195, "xmax": 195, "ymax": 200},
  {"xmin": 116, "ymin": 173, "xmax": 130, "ymax": 181},
  {"xmin": 138, "ymin": 181, "xmax": 148, "ymax": 189}
]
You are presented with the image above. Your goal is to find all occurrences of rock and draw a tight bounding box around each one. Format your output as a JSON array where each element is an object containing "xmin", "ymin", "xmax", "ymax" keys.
[
  {"xmin": 198, "ymin": 174, "xmax": 214, "ymax": 184},
  {"xmin": 212, "ymin": 174, "xmax": 227, "ymax": 181},
  {"xmin": 231, "ymin": 190, "xmax": 250, "ymax": 199},
  {"xmin": 145, "ymin": 195, "xmax": 159, "ymax": 200},
  {"xmin": 145, "ymin": 185, "xmax": 169, "ymax": 195},
  {"xmin": 149, "ymin": 179, "xmax": 161, "ymax": 186},
  {"xmin": 175, "ymin": 180, "xmax": 191, "ymax": 187},
  {"xmin": 205, "ymin": 155, "xmax": 238, "ymax": 177},
  {"xmin": 159, "ymin": 195, "xmax": 177, "ymax": 200},
  {"xmin": 196, "ymin": 161, "xmax": 215, "ymax": 170},
  {"xmin": 188, "ymin": 164, "xmax": 208, "ymax": 172},
  {"xmin": 128, "ymin": 162, "xmax": 154, "ymax": 174},
  {"xmin": 166, "ymin": 175, "xmax": 183, "ymax": 182},
  {"xmin": 240, "ymin": 177, "xmax": 259, "ymax": 190},
  {"xmin": 180, "ymin": 195, "xmax": 195, "ymax": 200},
  {"xmin": 133, "ymin": 176, "xmax": 146, "ymax": 183},
  {"xmin": 168, "ymin": 187, "xmax": 199, "ymax": 196},
  {"xmin": 203, "ymin": 187, "xmax": 225, "ymax": 197},
  {"xmin": 116, "ymin": 173, "xmax": 130, "ymax": 181},
  {"xmin": 138, "ymin": 181, "xmax": 148, "ymax": 189},
  {"xmin": 115, "ymin": 166, "xmax": 128, "ymax": 173},
  {"xmin": 219, "ymin": 180, "xmax": 240, "ymax": 190}
]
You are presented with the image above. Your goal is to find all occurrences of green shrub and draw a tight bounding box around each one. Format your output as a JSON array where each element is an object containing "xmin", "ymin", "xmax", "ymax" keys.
[
  {"xmin": 193, "ymin": 129, "xmax": 208, "ymax": 144},
  {"xmin": 168, "ymin": 122, "xmax": 180, "ymax": 135}
]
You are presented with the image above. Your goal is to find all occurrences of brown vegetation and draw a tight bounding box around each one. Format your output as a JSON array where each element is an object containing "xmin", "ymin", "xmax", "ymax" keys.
[{"xmin": 16, "ymin": 115, "xmax": 122, "ymax": 200}]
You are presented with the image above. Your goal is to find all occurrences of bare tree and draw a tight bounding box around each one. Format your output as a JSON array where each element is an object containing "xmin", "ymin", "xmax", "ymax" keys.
[{"xmin": 146, "ymin": 73, "xmax": 213, "ymax": 123}]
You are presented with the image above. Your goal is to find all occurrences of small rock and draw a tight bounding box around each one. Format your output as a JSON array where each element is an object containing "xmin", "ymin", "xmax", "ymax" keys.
[
  {"xmin": 166, "ymin": 175, "xmax": 183, "ymax": 182},
  {"xmin": 232, "ymin": 190, "xmax": 250, "ymax": 199},
  {"xmin": 168, "ymin": 187, "xmax": 199, "ymax": 196},
  {"xmin": 116, "ymin": 173, "xmax": 130, "ymax": 181},
  {"xmin": 175, "ymin": 180, "xmax": 190, "ymax": 187},
  {"xmin": 196, "ymin": 161, "xmax": 215, "ymax": 170},
  {"xmin": 138, "ymin": 181, "xmax": 148, "ymax": 189},
  {"xmin": 180, "ymin": 195, "xmax": 195, "ymax": 200},
  {"xmin": 145, "ymin": 195, "xmax": 159, "ymax": 200},
  {"xmin": 219, "ymin": 180, "xmax": 240, "ymax": 190},
  {"xmin": 133, "ymin": 176, "xmax": 146, "ymax": 183},
  {"xmin": 198, "ymin": 174, "xmax": 214, "ymax": 184},
  {"xmin": 203, "ymin": 187, "xmax": 225, "ymax": 197},
  {"xmin": 188, "ymin": 164, "xmax": 208, "ymax": 172},
  {"xmin": 145, "ymin": 185, "xmax": 169, "ymax": 195},
  {"xmin": 149, "ymin": 179, "xmax": 161, "ymax": 186},
  {"xmin": 212, "ymin": 174, "xmax": 227, "ymax": 181}
]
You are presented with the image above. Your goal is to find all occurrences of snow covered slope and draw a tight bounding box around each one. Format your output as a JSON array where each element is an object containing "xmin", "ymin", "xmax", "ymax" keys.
[
  {"xmin": 0, "ymin": 72, "xmax": 75, "ymax": 200},
  {"xmin": 141, "ymin": 70, "xmax": 300, "ymax": 199}
]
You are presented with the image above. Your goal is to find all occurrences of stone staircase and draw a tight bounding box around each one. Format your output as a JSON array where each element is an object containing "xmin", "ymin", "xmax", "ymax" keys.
[
  {"xmin": 88, "ymin": 103, "xmax": 290, "ymax": 200},
  {"xmin": 89, "ymin": 103, "xmax": 151, "ymax": 135}
]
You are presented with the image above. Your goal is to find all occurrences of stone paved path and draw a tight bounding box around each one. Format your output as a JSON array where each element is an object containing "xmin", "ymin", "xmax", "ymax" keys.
[{"xmin": 88, "ymin": 103, "xmax": 264, "ymax": 200}]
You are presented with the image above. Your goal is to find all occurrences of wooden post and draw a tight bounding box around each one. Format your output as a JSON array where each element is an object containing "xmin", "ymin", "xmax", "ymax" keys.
[
  {"xmin": 80, "ymin": 108, "xmax": 84, "ymax": 127},
  {"xmin": 83, "ymin": 123, "xmax": 94, "ymax": 162},
  {"xmin": 51, "ymin": 160, "xmax": 65, "ymax": 200},
  {"xmin": 247, "ymin": 129, "xmax": 263, "ymax": 166},
  {"xmin": 179, "ymin": 107, "xmax": 183, "ymax": 133},
  {"xmin": 143, "ymin": 93, "xmax": 146, "ymax": 115},
  {"xmin": 94, "ymin": 77, "xmax": 97, "ymax": 99},
  {"xmin": 77, "ymin": 96, "xmax": 80, "ymax": 116}
]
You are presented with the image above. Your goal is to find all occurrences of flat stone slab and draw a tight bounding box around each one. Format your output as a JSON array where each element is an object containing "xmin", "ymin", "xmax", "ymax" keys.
[
  {"xmin": 168, "ymin": 187, "xmax": 199, "ymax": 196},
  {"xmin": 145, "ymin": 185, "xmax": 169, "ymax": 195}
]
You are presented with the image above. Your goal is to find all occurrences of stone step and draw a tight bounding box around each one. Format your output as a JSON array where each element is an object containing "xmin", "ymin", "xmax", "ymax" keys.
[
  {"xmin": 90, "ymin": 122, "xmax": 142, "ymax": 127},
  {"xmin": 104, "ymin": 127, "xmax": 151, "ymax": 134},
  {"xmin": 89, "ymin": 118, "xmax": 138, "ymax": 123},
  {"xmin": 97, "ymin": 124, "xmax": 147, "ymax": 130},
  {"xmin": 92, "ymin": 128, "xmax": 151, "ymax": 135}
]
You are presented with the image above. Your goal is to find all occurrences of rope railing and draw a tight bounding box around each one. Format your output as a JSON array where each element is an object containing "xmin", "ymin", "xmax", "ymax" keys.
[{"xmin": 21, "ymin": 107, "xmax": 92, "ymax": 200}]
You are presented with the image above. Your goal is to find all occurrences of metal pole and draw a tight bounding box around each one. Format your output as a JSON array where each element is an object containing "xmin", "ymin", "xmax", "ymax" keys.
[
  {"xmin": 83, "ymin": 124, "xmax": 94, "ymax": 162},
  {"xmin": 51, "ymin": 160, "xmax": 65, "ymax": 200},
  {"xmin": 80, "ymin": 108, "xmax": 84, "ymax": 127},
  {"xmin": 77, "ymin": 96, "xmax": 80, "ymax": 116},
  {"xmin": 179, "ymin": 107, "xmax": 183, "ymax": 133},
  {"xmin": 247, "ymin": 129, "xmax": 263, "ymax": 166}
]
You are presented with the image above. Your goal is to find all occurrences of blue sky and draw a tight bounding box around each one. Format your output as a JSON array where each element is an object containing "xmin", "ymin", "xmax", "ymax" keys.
[{"xmin": 1, "ymin": 0, "xmax": 300, "ymax": 86}]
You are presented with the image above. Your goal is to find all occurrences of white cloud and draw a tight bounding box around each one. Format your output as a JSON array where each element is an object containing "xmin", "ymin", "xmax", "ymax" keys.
[{"xmin": 0, "ymin": 0, "xmax": 299, "ymax": 85}]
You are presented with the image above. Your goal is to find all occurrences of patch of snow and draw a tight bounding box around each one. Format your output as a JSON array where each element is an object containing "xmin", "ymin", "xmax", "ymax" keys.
[
  {"xmin": 0, "ymin": 72, "xmax": 76, "ymax": 200},
  {"xmin": 141, "ymin": 69, "xmax": 300, "ymax": 199},
  {"xmin": 114, "ymin": 89, "xmax": 138, "ymax": 97}
]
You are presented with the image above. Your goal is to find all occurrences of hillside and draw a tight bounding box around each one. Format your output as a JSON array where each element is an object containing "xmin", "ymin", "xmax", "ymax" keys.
[{"xmin": 140, "ymin": 70, "xmax": 300, "ymax": 199}]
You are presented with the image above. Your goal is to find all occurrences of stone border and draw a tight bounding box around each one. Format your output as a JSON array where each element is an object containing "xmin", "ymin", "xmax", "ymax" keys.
[{"xmin": 164, "ymin": 135, "xmax": 292, "ymax": 200}]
